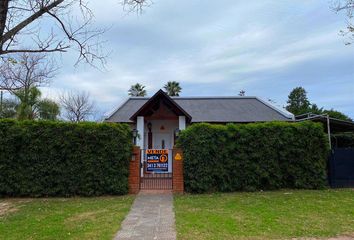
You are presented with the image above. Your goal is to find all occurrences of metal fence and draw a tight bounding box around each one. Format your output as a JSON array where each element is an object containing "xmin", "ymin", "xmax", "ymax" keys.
[
  {"xmin": 139, "ymin": 149, "xmax": 173, "ymax": 190},
  {"xmin": 329, "ymin": 148, "xmax": 354, "ymax": 188}
]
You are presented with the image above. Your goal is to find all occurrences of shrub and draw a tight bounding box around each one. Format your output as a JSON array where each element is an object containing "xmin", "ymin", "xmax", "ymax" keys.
[
  {"xmin": 0, "ymin": 119, "xmax": 132, "ymax": 197},
  {"xmin": 332, "ymin": 133, "xmax": 354, "ymax": 148},
  {"xmin": 177, "ymin": 121, "xmax": 329, "ymax": 193}
]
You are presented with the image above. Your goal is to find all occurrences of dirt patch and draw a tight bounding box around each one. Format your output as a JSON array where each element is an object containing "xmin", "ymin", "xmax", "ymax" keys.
[
  {"xmin": 329, "ymin": 236, "xmax": 354, "ymax": 240},
  {"xmin": 66, "ymin": 210, "xmax": 107, "ymax": 223},
  {"xmin": 293, "ymin": 234, "xmax": 354, "ymax": 240},
  {"xmin": 0, "ymin": 202, "xmax": 18, "ymax": 216}
]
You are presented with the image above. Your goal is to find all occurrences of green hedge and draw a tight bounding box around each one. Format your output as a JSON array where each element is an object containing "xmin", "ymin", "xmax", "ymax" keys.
[
  {"xmin": 0, "ymin": 119, "xmax": 132, "ymax": 197},
  {"xmin": 177, "ymin": 122, "xmax": 329, "ymax": 193},
  {"xmin": 332, "ymin": 133, "xmax": 354, "ymax": 148}
]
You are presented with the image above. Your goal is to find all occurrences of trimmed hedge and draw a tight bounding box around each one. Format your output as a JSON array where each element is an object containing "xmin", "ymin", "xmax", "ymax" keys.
[
  {"xmin": 0, "ymin": 119, "xmax": 132, "ymax": 197},
  {"xmin": 177, "ymin": 121, "xmax": 329, "ymax": 193}
]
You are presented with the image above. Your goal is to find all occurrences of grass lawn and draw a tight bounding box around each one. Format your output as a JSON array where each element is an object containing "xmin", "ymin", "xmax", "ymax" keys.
[
  {"xmin": 0, "ymin": 196, "xmax": 134, "ymax": 240},
  {"xmin": 174, "ymin": 189, "xmax": 354, "ymax": 240}
]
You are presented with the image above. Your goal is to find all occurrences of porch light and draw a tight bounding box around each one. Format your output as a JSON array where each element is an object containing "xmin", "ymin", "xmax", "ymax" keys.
[{"xmin": 132, "ymin": 129, "xmax": 138, "ymax": 145}]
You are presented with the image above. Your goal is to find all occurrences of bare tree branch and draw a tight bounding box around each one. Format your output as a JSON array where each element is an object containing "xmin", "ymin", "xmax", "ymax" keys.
[
  {"xmin": 1, "ymin": 0, "xmax": 64, "ymax": 46},
  {"xmin": 0, "ymin": 0, "xmax": 111, "ymax": 66},
  {"xmin": 331, "ymin": 0, "xmax": 354, "ymax": 44},
  {"xmin": 0, "ymin": 52, "xmax": 57, "ymax": 92},
  {"xmin": 60, "ymin": 90, "xmax": 95, "ymax": 122},
  {"xmin": 122, "ymin": 0, "xmax": 152, "ymax": 14}
]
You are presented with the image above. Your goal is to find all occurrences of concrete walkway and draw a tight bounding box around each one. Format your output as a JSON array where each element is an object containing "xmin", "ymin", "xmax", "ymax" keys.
[{"xmin": 114, "ymin": 191, "xmax": 176, "ymax": 240}]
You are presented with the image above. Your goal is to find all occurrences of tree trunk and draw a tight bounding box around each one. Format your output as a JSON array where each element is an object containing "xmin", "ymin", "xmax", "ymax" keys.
[{"xmin": 0, "ymin": 0, "xmax": 9, "ymax": 49}]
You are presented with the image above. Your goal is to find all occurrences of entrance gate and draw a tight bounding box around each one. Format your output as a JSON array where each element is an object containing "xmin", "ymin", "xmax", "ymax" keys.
[
  {"xmin": 139, "ymin": 149, "xmax": 173, "ymax": 190},
  {"xmin": 329, "ymin": 148, "xmax": 354, "ymax": 188}
]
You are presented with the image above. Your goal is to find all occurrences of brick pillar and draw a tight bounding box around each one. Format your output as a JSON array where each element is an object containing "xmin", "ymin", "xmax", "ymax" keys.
[
  {"xmin": 129, "ymin": 146, "xmax": 140, "ymax": 194},
  {"xmin": 173, "ymin": 148, "xmax": 184, "ymax": 193}
]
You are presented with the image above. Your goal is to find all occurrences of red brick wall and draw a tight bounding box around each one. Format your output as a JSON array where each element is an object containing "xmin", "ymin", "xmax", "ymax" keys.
[
  {"xmin": 173, "ymin": 148, "xmax": 184, "ymax": 193},
  {"xmin": 129, "ymin": 146, "xmax": 140, "ymax": 194}
]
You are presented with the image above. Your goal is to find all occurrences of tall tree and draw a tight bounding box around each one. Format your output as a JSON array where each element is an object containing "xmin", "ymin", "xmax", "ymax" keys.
[
  {"xmin": 309, "ymin": 103, "xmax": 324, "ymax": 115},
  {"xmin": 164, "ymin": 81, "xmax": 182, "ymax": 97},
  {"xmin": 286, "ymin": 87, "xmax": 352, "ymax": 121},
  {"xmin": 0, "ymin": 53, "xmax": 56, "ymax": 92},
  {"xmin": 37, "ymin": 99, "xmax": 60, "ymax": 120},
  {"xmin": 286, "ymin": 87, "xmax": 311, "ymax": 115},
  {"xmin": 128, "ymin": 83, "xmax": 147, "ymax": 97},
  {"xmin": 14, "ymin": 86, "xmax": 42, "ymax": 120},
  {"xmin": 60, "ymin": 91, "xmax": 95, "ymax": 122},
  {"xmin": 331, "ymin": 0, "xmax": 354, "ymax": 44},
  {"xmin": 3, "ymin": 87, "xmax": 59, "ymax": 120}
]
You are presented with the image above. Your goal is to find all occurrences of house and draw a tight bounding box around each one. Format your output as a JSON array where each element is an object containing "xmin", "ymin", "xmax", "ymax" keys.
[
  {"xmin": 105, "ymin": 89, "xmax": 354, "ymax": 191},
  {"xmin": 105, "ymin": 89, "xmax": 294, "ymax": 151},
  {"xmin": 105, "ymin": 89, "xmax": 293, "ymax": 188}
]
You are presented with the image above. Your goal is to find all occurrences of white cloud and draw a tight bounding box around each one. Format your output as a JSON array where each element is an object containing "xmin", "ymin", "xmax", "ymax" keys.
[{"xmin": 48, "ymin": 0, "xmax": 354, "ymax": 118}]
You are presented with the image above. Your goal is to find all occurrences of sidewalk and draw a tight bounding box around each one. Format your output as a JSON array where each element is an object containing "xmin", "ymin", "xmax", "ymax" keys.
[{"xmin": 114, "ymin": 191, "xmax": 176, "ymax": 240}]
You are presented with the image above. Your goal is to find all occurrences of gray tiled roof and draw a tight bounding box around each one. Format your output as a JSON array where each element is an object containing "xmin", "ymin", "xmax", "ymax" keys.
[{"xmin": 105, "ymin": 97, "xmax": 293, "ymax": 123}]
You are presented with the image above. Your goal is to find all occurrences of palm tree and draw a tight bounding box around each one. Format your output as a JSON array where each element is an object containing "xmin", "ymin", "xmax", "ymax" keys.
[
  {"xmin": 37, "ymin": 99, "xmax": 60, "ymax": 120},
  {"xmin": 164, "ymin": 81, "xmax": 182, "ymax": 96},
  {"xmin": 13, "ymin": 87, "xmax": 60, "ymax": 120},
  {"xmin": 128, "ymin": 83, "xmax": 147, "ymax": 97},
  {"xmin": 14, "ymin": 87, "xmax": 42, "ymax": 120}
]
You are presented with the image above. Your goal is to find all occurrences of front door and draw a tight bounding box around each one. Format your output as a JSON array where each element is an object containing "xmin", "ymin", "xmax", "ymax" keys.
[
  {"xmin": 153, "ymin": 133, "xmax": 172, "ymax": 172},
  {"xmin": 153, "ymin": 133, "xmax": 171, "ymax": 149}
]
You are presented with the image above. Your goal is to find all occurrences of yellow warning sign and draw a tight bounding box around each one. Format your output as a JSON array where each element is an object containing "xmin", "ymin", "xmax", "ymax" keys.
[{"xmin": 174, "ymin": 153, "xmax": 182, "ymax": 161}]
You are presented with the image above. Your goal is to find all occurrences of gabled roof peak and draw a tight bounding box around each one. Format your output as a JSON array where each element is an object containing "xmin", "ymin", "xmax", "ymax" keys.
[{"xmin": 129, "ymin": 89, "xmax": 192, "ymax": 121}]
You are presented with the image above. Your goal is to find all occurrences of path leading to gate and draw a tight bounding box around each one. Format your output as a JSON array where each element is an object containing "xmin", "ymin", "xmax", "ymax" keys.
[{"xmin": 114, "ymin": 191, "xmax": 176, "ymax": 240}]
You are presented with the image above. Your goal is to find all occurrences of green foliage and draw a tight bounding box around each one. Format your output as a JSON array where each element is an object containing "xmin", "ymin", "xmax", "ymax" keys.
[
  {"xmin": 286, "ymin": 87, "xmax": 352, "ymax": 121},
  {"xmin": 177, "ymin": 122, "xmax": 329, "ymax": 193},
  {"xmin": 310, "ymin": 103, "xmax": 323, "ymax": 115},
  {"xmin": 14, "ymin": 87, "xmax": 42, "ymax": 120},
  {"xmin": 0, "ymin": 119, "xmax": 132, "ymax": 197},
  {"xmin": 128, "ymin": 83, "xmax": 147, "ymax": 97},
  {"xmin": 332, "ymin": 132, "xmax": 354, "ymax": 148},
  {"xmin": 164, "ymin": 81, "xmax": 182, "ymax": 96},
  {"xmin": 323, "ymin": 109, "xmax": 352, "ymax": 122},
  {"xmin": 11, "ymin": 87, "xmax": 61, "ymax": 120},
  {"xmin": 286, "ymin": 87, "xmax": 311, "ymax": 115},
  {"xmin": 0, "ymin": 98, "xmax": 17, "ymax": 119},
  {"xmin": 37, "ymin": 98, "xmax": 60, "ymax": 120}
]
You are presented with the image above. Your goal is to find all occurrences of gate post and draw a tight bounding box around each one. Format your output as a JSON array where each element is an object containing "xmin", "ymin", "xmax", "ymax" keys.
[
  {"xmin": 129, "ymin": 146, "xmax": 140, "ymax": 194},
  {"xmin": 173, "ymin": 148, "xmax": 184, "ymax": 193}
]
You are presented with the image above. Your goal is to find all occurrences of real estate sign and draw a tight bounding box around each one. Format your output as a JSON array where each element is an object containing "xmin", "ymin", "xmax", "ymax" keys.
[{"xmin": 146, "ymin": 149, "xmax": 168, "ymax": 172}]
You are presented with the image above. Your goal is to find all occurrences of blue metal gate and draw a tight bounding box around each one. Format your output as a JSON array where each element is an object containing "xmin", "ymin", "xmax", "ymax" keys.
[
  {"xmin": 329, "ymin": 148, "xmax": 354, "ymax": 188},
  {"xmin": 139, "ymin": 149, "xmax": 173, "ymax": 190}
]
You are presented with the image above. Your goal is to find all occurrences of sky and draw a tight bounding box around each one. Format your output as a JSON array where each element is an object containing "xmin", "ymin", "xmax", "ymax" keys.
[{"xmin": 41, "ymin": 0, "xmax": 354, "ymax": 119}]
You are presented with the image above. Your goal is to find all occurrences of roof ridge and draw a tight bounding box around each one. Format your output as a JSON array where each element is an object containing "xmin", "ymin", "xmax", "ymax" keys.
[
  {"xmin": 129, "ymin": 96, "xmax": 258, "ymax": 99},
  {"xmin": 173, "ymin": 96, "xmax": 257, "ymax": 99}
]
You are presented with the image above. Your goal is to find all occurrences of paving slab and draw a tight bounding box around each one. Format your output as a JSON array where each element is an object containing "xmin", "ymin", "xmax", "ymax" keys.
[{"xmin": 114, "ymin": 191, "xmax": 176, "ymax": 240}]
